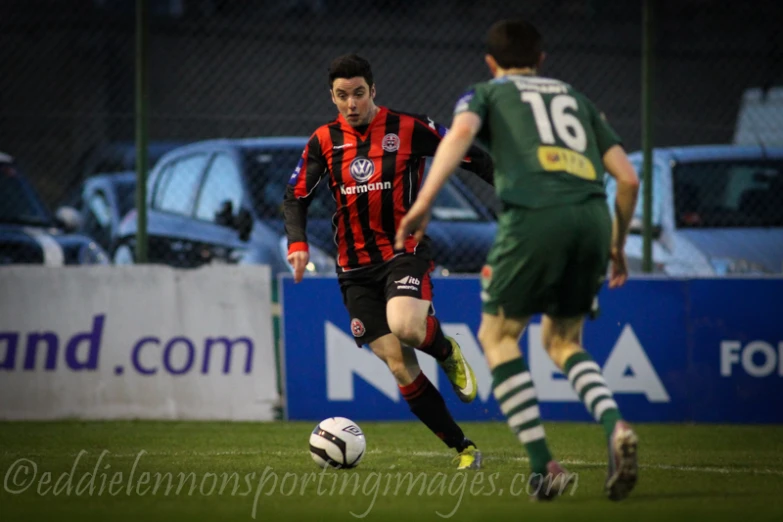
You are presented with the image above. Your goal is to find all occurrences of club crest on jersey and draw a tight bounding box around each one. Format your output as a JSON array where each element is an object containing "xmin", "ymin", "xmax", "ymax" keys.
[
  {"xmin": 350, "ymin": 318, "xmax": 365, "ymax": 337},
  {"xmin": 382, "ymin": 133, "xmax": 400, "ymax": 152},
  {"xmin": 349, "ymin": 156, "xmax": 375, "ymax": 183}
]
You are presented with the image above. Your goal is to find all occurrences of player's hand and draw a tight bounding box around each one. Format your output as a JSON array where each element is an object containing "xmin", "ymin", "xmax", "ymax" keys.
[
  {"xmin": 287, "ymin": 250, "xmax": 309, "ymax": 283},
  {"xmin": 395, "ymin": 203, "xmax": 431, "ymax": 250},
  {"xmin": 608, "ymin": 246, "xmax": 628, "ymax": 289}
]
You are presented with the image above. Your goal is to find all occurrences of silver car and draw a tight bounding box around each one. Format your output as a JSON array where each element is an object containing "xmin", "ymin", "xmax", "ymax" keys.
[{"xmin": 605, "ymin": 145, "xmax": 783, "ymax": 276}]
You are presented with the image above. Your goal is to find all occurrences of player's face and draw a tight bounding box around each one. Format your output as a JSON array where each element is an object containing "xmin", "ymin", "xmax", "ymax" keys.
[{"xmin": 331, "ymin": 77, "xmax": 376, "ymax": 127}]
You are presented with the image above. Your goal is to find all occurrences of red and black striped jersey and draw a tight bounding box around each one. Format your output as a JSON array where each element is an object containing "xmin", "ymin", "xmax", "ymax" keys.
[{"xmin": 283, "ymin": 106, "xmax": 493, "ymax": 272}]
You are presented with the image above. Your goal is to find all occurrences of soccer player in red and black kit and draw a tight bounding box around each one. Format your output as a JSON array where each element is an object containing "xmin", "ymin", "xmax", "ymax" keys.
[{"xmin": 283, "ymin": 54, "xmax": 494, "ymax": 469}]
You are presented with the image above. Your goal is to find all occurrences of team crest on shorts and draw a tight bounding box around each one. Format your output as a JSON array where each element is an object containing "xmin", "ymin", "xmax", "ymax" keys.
[
  {"xmin": 350, "ymin": 318, "xmax": 366, "ymax": 337},
  {"xmin": 480, "ymin": 264, "xmax": 493, "ymax": 288},
  {"xmin": 382, "ymin": 133, "xmax": 400, "ymax": 152}
]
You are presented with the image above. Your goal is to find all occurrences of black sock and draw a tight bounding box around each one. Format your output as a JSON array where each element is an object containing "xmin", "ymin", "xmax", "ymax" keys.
[
  {"xmin": 399, "ymin": 371, "xmax": 467, "ymax": 450},
  {"xmin": 415, "ymin": 316, "xmax": 453, "ymax": 362}
]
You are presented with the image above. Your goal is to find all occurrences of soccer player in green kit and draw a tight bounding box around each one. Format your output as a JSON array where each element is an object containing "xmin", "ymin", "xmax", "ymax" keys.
[{"xmin": 396, "ymin": 19, "xmax": 641, "ymax": 501}]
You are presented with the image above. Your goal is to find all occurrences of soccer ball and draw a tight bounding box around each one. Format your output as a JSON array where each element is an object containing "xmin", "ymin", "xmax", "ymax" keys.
[{"xmin": 309, "ymin": 417, "xmax": 366, "ymax": 469}]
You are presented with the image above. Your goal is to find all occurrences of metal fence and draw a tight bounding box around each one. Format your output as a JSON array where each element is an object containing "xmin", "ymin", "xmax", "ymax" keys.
[{"xmin": 1, "ymin": 0, "xmax": 782, "ymax": 275}]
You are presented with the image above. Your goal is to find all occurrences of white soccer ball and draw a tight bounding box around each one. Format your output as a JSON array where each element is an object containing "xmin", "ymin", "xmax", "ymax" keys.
[{"xmin": 309, "ymin": 417, "xmax": 366, "ymax": 469}]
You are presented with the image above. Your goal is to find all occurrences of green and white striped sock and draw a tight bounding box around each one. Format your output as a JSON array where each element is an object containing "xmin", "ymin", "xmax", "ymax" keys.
[
  {"xmin": 492, "ymin": 357, "xmax": 552, "ymax": 474},
  {"xmin": 564, "ymin": 351, "xmax": 622, "ymax": 439}
]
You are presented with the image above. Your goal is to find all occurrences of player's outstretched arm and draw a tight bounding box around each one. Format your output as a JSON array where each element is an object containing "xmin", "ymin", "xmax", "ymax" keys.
[
  {"xmin": 282, "ymin": 185, "xmax": 310, "ymax": 283},
  {"xmin": 283, "ymin": 137, "xmax": 329, "ymax": 283},
  {"xmin": 603, "ymin": 145, "xmax": 640, "ymax": 288}
]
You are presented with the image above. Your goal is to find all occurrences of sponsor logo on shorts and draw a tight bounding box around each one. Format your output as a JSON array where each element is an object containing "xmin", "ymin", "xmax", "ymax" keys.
[
  {"xmin": 350, "ymin": 318, "xmax": 365, "ymax": 337},
  {"xmin": 394, "ymin": 275, "xmax": 420, "ymax": 291}
]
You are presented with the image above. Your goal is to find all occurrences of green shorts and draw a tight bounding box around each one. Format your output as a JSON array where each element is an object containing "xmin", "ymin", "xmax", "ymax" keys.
[{"xmin": 480, "ymin": 197, "xmax": 612, "ymax": 319}]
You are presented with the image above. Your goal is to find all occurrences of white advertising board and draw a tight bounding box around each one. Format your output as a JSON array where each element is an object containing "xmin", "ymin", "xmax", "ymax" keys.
[{"xmin": 0, "ymin": 265, "xmax": 279, "ymax": 421}]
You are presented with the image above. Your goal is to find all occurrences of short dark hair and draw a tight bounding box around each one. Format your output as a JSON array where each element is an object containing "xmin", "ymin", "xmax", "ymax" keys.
[
  {"xmin": 328, "ymin": 54, "xmax": 374, "ymax": 88},
  {"xmin": 486, "ymin": 19, "xmax": 542, "ymax": 69}
]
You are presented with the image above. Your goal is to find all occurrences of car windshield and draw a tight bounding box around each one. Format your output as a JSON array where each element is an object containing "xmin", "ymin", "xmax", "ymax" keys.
[
  {"xmin": 0, "ymin": 164, "xmax": 52, "ymax": 225},
  {"xmin": 243, "ymin": 147, "xmax": 482, "ymax": 221},
  {"xmin": 243, "ymin": 147, "xmax": 333, "ymax": 219},
  {"xmin": 673, "ymin": 159, "xmax": 783, "ymax": 228}
]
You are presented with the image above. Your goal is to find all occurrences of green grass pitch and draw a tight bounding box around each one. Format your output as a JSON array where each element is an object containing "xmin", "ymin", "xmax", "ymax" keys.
[{"xmin": 1, "ymin": 421, "xmax": 782, "ymax": 521}]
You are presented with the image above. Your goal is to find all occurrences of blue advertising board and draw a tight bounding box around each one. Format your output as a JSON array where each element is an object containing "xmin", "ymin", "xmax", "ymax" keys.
[
  {"xmin": 281, "ymin": 276, "xmax": 783, "ymax": 423},
  {"xmin": 687, "ymin": 279, "xmax": 783, "ymax": 423}
]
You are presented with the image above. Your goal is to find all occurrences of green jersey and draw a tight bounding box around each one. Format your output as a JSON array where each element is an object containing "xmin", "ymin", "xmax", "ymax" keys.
[{"xmin": 455, "ymin": 74, "xmax": 622, "ymax": 208}]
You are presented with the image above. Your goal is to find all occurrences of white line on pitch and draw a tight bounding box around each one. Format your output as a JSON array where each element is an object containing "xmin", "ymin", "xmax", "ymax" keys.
[
  {"xmin": 405, "ymin": 451, "xmax": 783, "ymax": 477},
  {"xmin": 3, "ymin": 449, "xmax": 782, "ymax": 477}
]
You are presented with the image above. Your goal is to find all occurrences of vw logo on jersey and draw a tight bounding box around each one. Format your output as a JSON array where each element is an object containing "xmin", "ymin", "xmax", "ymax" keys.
[{"xmin": 349, "ymin": 156, "xmax": 375, "ymax": 183}]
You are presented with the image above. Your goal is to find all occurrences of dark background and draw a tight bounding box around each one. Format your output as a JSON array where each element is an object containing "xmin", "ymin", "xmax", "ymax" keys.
[{"xmin": 1, "ymin": 0, "xmax": 781, "ymax": 206}]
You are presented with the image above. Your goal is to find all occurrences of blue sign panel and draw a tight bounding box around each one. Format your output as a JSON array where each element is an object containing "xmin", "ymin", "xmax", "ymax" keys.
[
  {"xmin": 281, "ymin": 276, "xmax": 777, "ymax": 423},
  {"xmin": 687, "ymin": 279, "xmax": 783, "ymax": 423}
]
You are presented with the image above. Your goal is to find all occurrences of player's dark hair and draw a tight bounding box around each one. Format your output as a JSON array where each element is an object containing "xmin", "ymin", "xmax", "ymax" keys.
[
  {"xmin": 486, "ymin": 19, "xmax": 542, "ymax": 69},
  {"xmin": 328, "ymin": 54, "xmax": 374, "ymax": 88}
]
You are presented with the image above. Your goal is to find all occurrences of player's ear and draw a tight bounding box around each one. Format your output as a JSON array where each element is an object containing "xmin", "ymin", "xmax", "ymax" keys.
[
  {"xmin": 330, "ymin": 88, "xmax": 337, "ymax": 105},
  {"xmin": 484, "ymin": 54, "xmax": 498, "ymax": 77},
  {"xmin": 537, "ymin": 52, "xmax": 546, "ymax": 70},
  {"xmin": 370, "ymin": 84, "xmax": 376, "ymax": 99}
]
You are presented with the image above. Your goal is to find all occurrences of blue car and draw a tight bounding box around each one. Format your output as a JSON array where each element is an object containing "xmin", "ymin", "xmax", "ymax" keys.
[
  {"xmin": 56, "ymin": 171, "xmax": 136, "ymax": 256},
  {"xmin": 0, "ymin": 152, "xmax": 109, "ymax": 266},
  {"xmin": 113, "ymin": 137, "xmax": 496, "ymax": 276},
  {"xmin": 605, "ymin": 145, "xmax": 783, "ymax": 275}
]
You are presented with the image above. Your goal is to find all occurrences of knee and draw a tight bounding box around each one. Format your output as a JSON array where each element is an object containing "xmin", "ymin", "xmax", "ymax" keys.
[
  {"xmin": 541, "ymin": 328, "xmax": 555, "ymax": 353},
  {"xmin": 388, "ymin": 314, "xmax": 425, "ymax": 346},
  {"xmin": 477, "ymin": 322, "xmax": 500, "ymax": 348},
  {"xmin": 541, "ymin": 330, "xmax": 581, "ymax": 369},
  {"xmin": 543, "ymin": 331, "xmax": 568, "ymax": 356}
]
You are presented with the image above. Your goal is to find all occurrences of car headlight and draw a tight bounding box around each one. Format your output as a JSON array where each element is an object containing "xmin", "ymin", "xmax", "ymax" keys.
[
  {"xmin": 709, "ymin": 257, "xmax": 769, "ymax": 275},
  {"xmin": 278, "ymin": 237, "xmax": 336, "ymax": 275},
  {"xmin": 78, "ymin": 242, "xmax": 110, "ymax": 265}
]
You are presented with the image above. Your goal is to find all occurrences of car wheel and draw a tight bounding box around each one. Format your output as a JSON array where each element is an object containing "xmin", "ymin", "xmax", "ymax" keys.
[{"xmin": 113, "ymin": 244, "xmax": 135, "ymax": 265}]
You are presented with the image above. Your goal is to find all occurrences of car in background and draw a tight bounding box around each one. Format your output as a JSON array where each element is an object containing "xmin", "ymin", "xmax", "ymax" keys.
[
  {"xmin": 55, "ymin": 171, "xmax": 136, "ymax": 256},
  {"xmin": 113, "ymin": 136, "xmax": 497, "ymax": 277},
  {"xmin": 605, "ymin": 145, "xmax": 783, "ymax": 275},
  {"xmin": 0, "ymin": 152, "xmax": 109, "ymax": 266},
  {"xmin": 55, "ymin": 140, "xmax": 188, "ymax": 261}
]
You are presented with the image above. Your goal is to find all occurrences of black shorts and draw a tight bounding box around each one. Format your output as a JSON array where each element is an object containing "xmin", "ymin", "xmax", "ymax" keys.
[{"xmin": 338, "ymin": 254, "xmax": 435, "ymax": 347}]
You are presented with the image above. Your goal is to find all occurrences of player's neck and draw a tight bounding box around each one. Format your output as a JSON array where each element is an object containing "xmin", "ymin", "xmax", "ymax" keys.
[
  {"xmin": 496, "ymin": 67, "xmax": 537, "ymax": 78},
  {"xmin": 367, "ymin": 105, "xmax": 380, "ymax": 123},
  {"xmin": 352, "ymin": 105, "xmax": 380, "ymax": 128}
]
